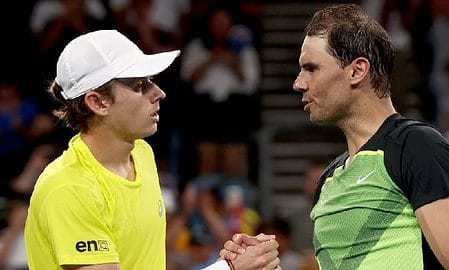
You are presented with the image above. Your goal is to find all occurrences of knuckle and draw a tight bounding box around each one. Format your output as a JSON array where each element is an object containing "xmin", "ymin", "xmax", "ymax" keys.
[
  {"xmin": 257, "ymin": 256, "xmax": 267, "ymax": 266},
  {"xmin": 254, "ymin": 245, "xmax": 264, "ymax": 254},
  {"xmin": 232, "ymin": 233, "xmax": 241, "ymax": 242}
]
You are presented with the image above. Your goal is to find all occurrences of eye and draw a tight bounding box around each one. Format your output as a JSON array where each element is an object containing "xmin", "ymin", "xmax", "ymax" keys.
[
  {"xmin": 300, "ymin": 63, "xmax": 318, "ymax": 73},
  {"xmin": 306, "ymin": 67, "xmax": 315, "ymax": 73},
  {"xmin": 135, "ymin": 78, "xmax": 156, "ymax": 94},
  {"xmin": 134, "ymin": 80, "xmax": 146, "ymax": 93}
]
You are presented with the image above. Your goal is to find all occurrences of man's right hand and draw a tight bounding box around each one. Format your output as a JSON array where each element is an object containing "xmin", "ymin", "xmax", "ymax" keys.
[{"xmin": 219, "ymin": 233, "xmax": 281, "ymax": 270}]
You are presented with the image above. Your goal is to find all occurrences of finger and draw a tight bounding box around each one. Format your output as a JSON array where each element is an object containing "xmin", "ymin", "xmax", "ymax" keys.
[
  {"xmin": 253, "ymin": 250, "xmax": 279, "ymax": 269},
  {"xmin": 263, "ymin": 257, "xmax": 281, "ymax": 270},
  {"xmin": 255, "ymin": 239, "xmax": 279, "ymax": 254},
  {"xmin": 256, "ymin": 233, "xmax": 276, "ymax": 242},
  {"xmin": 232, "ymin": 233, "xmax": 244, "ymax": 245},
  {"xmin": 239, "ymin": 234, "xmax": 261, "ymax": 246},
  {"xmin": 224, "ymin": 240, "xmax": 245, "ymax": 255},
  {"xmin": 263, "ymin": 249, "xmax": 279, "ymax": 264},
  {"xmin": 219, "ymin": 248, "xmax": 238, "ymax": 260}
]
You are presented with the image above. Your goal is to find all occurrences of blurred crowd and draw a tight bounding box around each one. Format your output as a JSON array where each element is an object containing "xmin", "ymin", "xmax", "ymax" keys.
[
  {"xmin": 0, "ymin": 0, "xmax": 448, "ymax": 269},
  {"xmin": 359, "ymin": 0, "xmax": 449, "ymax": 132}
]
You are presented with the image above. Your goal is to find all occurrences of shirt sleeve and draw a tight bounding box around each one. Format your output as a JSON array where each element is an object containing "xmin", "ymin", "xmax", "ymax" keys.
[
  {"xmin": 202, "ymin": 260, "xmax": 230, "ymax": 270},
  {"xmin": 399, "ymin": 125, "xmax": 449, "ymax": 210},
  {"xmin": 39, "ymin": 182, "xmax": 119, "ymax": 266}
]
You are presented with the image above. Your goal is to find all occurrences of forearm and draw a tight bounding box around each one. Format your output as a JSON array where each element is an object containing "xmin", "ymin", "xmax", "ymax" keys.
[{"xmin": 416, "ymin": 196, "xmax": 449, "ymax": 268}]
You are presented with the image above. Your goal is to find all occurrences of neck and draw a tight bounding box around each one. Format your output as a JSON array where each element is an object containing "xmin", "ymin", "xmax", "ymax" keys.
[
  {"xmin": 80, "ymin": 128, "xmax": 136, "ymax": 180},
  {"xmin": 338, "ymin": 96, "xmax": 396, "ymax": 162}
]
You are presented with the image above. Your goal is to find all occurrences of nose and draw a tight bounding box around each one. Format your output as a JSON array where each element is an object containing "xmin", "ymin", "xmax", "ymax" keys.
[
  {"xmin": 149, "ymin": 84, "xmax": 166, "ymax": 103},
  {"xmin": 292, "ymin": 74, "xmax": 307, "ymax": 92}
]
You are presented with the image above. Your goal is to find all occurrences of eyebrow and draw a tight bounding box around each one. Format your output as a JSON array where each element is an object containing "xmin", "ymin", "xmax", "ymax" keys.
[{"xmin": 300, "ymin": 62, "xmax": 319, "ymax": 70}]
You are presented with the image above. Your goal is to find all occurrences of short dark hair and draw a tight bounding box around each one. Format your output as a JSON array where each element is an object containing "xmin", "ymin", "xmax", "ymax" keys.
[
  {"xmin": 305, "ymin": 4, "xmax": 396, "ymax": 98},
  {"xmin": 48, "ymin": 81, "xmax": 115, "ymax": 132}
]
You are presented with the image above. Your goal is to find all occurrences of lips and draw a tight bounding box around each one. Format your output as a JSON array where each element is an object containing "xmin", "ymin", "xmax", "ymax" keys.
[
  {"xmin": 150, "ymin": 111, "xmax": 159, "ymax": 122},
  {"xmin": 302, "ymin": 99, "xmax": 311, "ymax": 111}
]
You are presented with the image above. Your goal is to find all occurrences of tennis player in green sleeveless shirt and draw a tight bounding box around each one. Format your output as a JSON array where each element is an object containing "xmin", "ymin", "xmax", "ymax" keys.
[{"xmin": 292, "ymin": 4, "xmax": 449, "ymax": 270}]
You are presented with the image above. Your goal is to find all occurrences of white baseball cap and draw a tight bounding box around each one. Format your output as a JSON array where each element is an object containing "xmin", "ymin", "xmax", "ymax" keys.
[{"xmin": 55, "ymin": 29, "xmax": 180, "ymax": 100}]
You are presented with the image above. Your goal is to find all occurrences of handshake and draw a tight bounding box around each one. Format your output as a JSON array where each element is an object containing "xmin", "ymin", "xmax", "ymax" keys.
[{"xmin": 208, "ymin": 233, "xmax": 281, "ymax": 270}]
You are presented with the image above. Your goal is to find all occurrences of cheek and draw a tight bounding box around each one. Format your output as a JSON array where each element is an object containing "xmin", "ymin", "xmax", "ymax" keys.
[
  {"xmin": 109, "ymin": 101, "xmax": 145, "ymax": 125},
  {"xmin": 117, "ymin": 97, "xmax": 146, "ymax": 114},
  {"xmin": 318, "ymin": 71, "xmax": 346, "ymax": 97},
  {"xmin": 314, "ymin": 76, "xmax": 349, "ymax": 112},
  {"xmin": 323, "ymin": 86, "xmax": 346, "ymax": 109}
]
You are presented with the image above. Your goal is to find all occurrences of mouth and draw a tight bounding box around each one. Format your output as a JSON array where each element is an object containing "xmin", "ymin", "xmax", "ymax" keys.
[
  {"xmin": 150, "ymin": 111, "xmax": 159, "ymax": 122},
  {"xmin": 302, "ymin": 99, "xmax": 311, "ymax": 111}
]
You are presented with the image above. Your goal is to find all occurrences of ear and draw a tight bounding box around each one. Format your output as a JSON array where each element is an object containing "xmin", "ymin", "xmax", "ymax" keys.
[
  {"xmin": 348, "ymin": 57, "xmax": 370, "ymax": 87},
  {"xmin": 84, "ymin": 92, "xmax": 110, "ymax": 116}
]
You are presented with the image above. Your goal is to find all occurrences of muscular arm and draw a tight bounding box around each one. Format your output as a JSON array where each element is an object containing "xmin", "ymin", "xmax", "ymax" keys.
[
  {"xmin": 63, "ymin": 263, "xmax": 119, "ymax": 270},
  {"xmin": 415, "ymin": 196, "xmax": 449, "ymax": 268}
]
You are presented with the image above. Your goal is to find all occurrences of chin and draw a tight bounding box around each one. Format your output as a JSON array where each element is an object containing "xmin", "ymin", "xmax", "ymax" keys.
[
  {"xmin": 309, "ymin": 114, "xmax": 320, "ymax": 124},
  {"xmin": 309, "ymin": 114, "xmax": 329, "ymax": 125},
  {"xmin": 149, "ymin": 126, "xmax": 158, "ymax": 135},
  {"xmin": 145, "ymin": 129, "xmax": 157, "ymax": 137},
  {"xmin": 139, "ymin": 127, "xmax": 157, "ymax": 139}
]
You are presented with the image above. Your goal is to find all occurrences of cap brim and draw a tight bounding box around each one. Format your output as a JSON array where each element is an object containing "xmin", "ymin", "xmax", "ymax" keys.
[{"xmin": 115, "ymin": 50, "xmax": 180, "ymax": 78}]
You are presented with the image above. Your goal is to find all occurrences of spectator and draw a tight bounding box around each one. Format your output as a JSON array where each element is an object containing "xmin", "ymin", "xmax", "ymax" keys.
[
  {"xmin": 30, "ymin": 0, "xmax": 112, "ymax": 82},
  {"xmin": 181, "ymin": 4, "xmax": 260, "ymax": 179},
  {"xmin": 0, "ymin": 82, "xmax": 39, "ymax": 182},
  {"xmin": 429, "ymin": 0, "xmax": 449, "ymax": 134}
]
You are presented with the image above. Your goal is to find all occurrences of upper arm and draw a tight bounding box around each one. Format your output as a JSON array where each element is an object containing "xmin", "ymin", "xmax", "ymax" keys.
[
  {"xmin": 39, "ymin": 183, "xmax": 118, "ymax": 265},
  {"xmin": 415, "ymin": 196, "xmax": 449, "ymax": 268},
  {"xmin": 63, "ymin": 263, "xmax": 119, "ymax": 270},
  {"xmin": 396, "ymin": 126, "xmax": 449, "ymax": 209},
  {"xmin": 386, "ymin": 123, "xmax": 449, "ymax": 267}
]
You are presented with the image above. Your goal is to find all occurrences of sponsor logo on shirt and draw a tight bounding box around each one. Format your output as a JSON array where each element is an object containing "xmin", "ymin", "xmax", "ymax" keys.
[
  {"xmin": 356, "ymin": 169, "xmax": 376, "ymax": 184},
  {"xmin": 158, "ymin": 199, "xmax": 163, "ymax": 217},
  {"xmin": 76, "ymin": 240, "xmax": 109, "ymax": 252}
]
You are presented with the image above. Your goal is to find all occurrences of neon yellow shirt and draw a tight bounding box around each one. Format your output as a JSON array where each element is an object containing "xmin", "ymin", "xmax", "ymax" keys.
[{"xmin": 25, "ymin": 134, "xmax": 166, "ymax": 269}]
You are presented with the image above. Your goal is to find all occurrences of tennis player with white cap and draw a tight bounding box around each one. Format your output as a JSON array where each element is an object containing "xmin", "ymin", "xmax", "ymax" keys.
[{"xmin": 24, "ymin": 30, "xmax": 280, "ymax": 270}]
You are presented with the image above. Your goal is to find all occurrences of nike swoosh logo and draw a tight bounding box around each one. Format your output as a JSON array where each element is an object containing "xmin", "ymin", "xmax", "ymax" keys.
[{"xmin": 357, "ymin": 170, "xmax": 376, "ymax": 184}]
